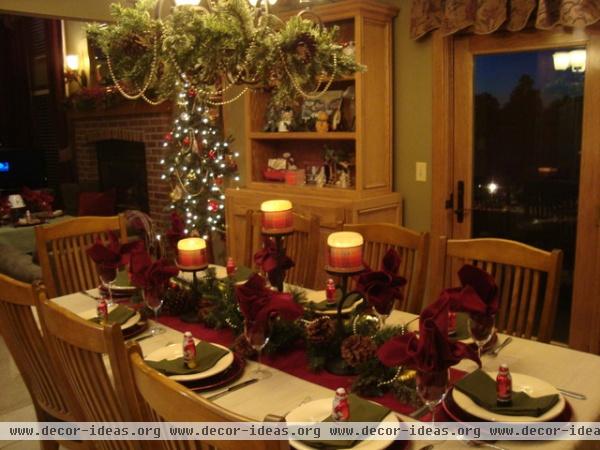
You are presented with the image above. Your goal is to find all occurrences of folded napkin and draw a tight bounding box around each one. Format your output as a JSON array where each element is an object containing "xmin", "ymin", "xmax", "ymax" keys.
[
  {"xmin": 86, "ymin": 231, "xmax": 143, "ymax": 269},
  {"xmin": 236, "ymin": 274, "xmax": 303, "ymax": 333},
  {"xmin": 145, "ymin": 341, "xmax": 229, "ymax": 375},
  {"xmin": 442, "ymin": 265, "xmax": 499, "ymax": 317},
  {"xmin": 253, "ymin": 237, "xmax": 295, "ymax": 287},
  {"xmin": 165, "ymin": 212, "xmax": 185, "ymax": 250},
  {"xmin": 356, "ymin": 249, "xmax": 406, "ymax": 315},
  {"xmin": 129, "ymin": 248, "xmax": 179, "ymax": 291},
  {"xmin": 308, "ymin": 291, "xmax": 362, "ymax": 311},
  {"xmin": 454, "ymin": 370, "xmax": 560, "ymax": 417},
  {"xmin": 89, "ymin": 305, "xmax": 135, "ymax": 325},
  {"xmin": 377, "ymin": 297, "xmax": 480, "ymax": 371},
  {"xmin": 300, "ymin": 395, "xmax": 390, "ymax": 449}
]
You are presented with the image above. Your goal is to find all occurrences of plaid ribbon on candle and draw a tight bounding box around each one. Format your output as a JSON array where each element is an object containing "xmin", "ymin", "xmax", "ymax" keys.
[
  {"xmin": 328, "ymin": 245, "xmax": 363, "ymax": 270},
  {"xmin": 262, "ymin": 209, "xmax": 293, "ymax": 233}
]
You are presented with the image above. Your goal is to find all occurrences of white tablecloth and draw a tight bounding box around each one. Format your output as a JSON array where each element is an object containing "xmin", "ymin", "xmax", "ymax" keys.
[{"xmin": 53, "ymin": 283, "xmax": 600, "ymax": 450}]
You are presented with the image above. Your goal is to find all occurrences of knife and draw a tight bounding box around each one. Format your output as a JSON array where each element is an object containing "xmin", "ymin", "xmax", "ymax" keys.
[{"xmin": 206, "ymin": 378, "xmax": 259, "ymax": 401}]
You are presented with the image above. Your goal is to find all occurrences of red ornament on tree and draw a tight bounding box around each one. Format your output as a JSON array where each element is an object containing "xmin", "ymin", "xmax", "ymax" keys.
[
  {"xmin": 207, "ymin": 199, "xmax": 219, "ymax": 211},
  {"xmin": 208, "ymin": 150, "xmax": 217, "ymax": 160},
  {"xmin": 188, "ymin": 88, "xmax": 197, "ymax": 98},
  {"xmin": 183, "ymin": 136, "xmax": 191, "ymax": 146},
  {"xmin": 215, "ymin": 176, "xmax": 224, "ymax": 186},
  {"xmin": 165, "ymin": 132, "xmax": 173, "ymax": 142}
]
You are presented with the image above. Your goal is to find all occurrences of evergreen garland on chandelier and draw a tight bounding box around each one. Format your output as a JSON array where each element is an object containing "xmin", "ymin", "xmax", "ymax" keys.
[{"xmin": 86, "ymin": 0, "xmax": 364, "ymax": 110}]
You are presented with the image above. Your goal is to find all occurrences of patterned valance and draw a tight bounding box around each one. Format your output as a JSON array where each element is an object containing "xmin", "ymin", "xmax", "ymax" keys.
[{"xmin": 410, "ymin": 0, "xmax": 600, "ymax": 40}]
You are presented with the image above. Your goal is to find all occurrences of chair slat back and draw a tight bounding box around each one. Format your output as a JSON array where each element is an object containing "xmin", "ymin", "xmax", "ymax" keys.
[
  {"xmin": 128, "ymin": 345, "xmax": 288, "ymax": 450},
  {"xmin": 0, "ymin": 274, "xmax": 77, "ymax": 423},
  {"xmin": 38, "ymin": 298, "xmax": 143, "ymax": 450},
  {"xmin": 245, "ymin": 211, "xmax": 320, "ymax": 288},
  {"xmin": 343, "ymin": 223, "xmax": 430, "ymax": 313},
  {"xmin": 35, "ymin": 215, "xmax": 128, "ymax": 298},
  {"xmin": 431, "ymin": 237, "xmax": 563, "ymax": 342}
]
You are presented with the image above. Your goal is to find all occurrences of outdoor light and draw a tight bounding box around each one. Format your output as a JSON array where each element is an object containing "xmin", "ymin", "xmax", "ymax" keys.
[
  {"xmin": 487, "ymin": 182, "xmax": 499, "ymax": 195},
  {"xmin": 570, "ymin": 50, "xmax": 587, "ymax": 72},
  {"xmin": 552, "ymin": 52, "xmax": 570, "ymax": 71},
  {"xmin": 553, "ymin": 49, "xmax": 586, "ymax": 72},
  {"xmin": 65, "ymin": 54, "xmax": 79, "ymax": 71}
]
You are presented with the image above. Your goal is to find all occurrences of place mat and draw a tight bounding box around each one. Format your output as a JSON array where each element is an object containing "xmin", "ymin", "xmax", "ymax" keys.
[
  {"xmin": 184, "ymin": 354, "xmax": 246, "ymax": 392},
  {"xmin": 145, "ymin": 341, "xmax": 229, "ymax": 375},
  {"xmin": 442, "ymin": 387, "xmax": 572, "ymax": 423},
  {"xmin": 301, "ymin": 395, "xmax": 391, "ymax": 449},
  {"xmin": 454, "ymin": 370, "xmax": 560, "ymax": 417},
  {"xmin": 306, "ymin": 291, "xmax": 362, "ymax": 312},
  {"xmin": 89, "ymin": 305, "xmax": 136, "ymax": 325}
]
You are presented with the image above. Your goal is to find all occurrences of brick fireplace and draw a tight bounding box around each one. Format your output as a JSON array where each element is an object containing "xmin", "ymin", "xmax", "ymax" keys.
[{"xmin": 69, "ymin": 102, "xmax": 173, "ymax": 229}]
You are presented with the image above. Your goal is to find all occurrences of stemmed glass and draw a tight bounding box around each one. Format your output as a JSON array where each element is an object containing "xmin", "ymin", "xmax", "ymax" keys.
[
  {"xmin": 98, "ymin": 264, "xmax": 118, "ymax": 307},
  {"xmin": 373, "ymin": 302, "xmax": 394, "ymax": 329},
  {"xmin": 143, "ymin": 288, "xmax": 165, "ymax": 335},
  {"xmin": 244, "ymin": 320, "xmax": 271, "ymax": 379},
  {"xmin": 468, "ymin": 313, "xmax": 495, "ymax": 359},
  {"xmin": 416, "ymin": 369, "xmax": 449, "ymax": 424}
]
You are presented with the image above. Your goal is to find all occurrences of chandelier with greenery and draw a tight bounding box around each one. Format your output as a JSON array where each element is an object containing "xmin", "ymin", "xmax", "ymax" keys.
[{"xmin": 87, "ymin": 0, "xmax": 363, "ymax": 110}]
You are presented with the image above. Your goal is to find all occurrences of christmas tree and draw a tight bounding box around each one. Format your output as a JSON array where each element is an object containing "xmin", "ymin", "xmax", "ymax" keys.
[{"xmin": 161, "ymin": 85, "xmax": 239, "ymax": 239}]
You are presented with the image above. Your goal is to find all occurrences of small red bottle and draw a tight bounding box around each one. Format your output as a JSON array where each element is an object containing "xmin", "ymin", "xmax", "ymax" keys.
[
  {"xmin": 332, "ymin": 387, "xmax": 350, "ymax": 421},
  {"xmin": 226, "ymin": 257, "xmax": 236, "ymax": 276},
  {"xmin": 496, "ymin": 364, "xmax": 513, "ymax": 406},
  {"xmin": 326, "ymin": 278, "xmax": 336, "ymax": 305},
  {"xmin": 183, "ymin": 331, "xmax": 197, "ymax": 369},
  {"xmin": 97, "ymin": 298, "xmax": 108, "ymax": 324}
]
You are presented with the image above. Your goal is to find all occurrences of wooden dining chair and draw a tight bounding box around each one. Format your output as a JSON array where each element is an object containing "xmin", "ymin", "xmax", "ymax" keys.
[
  {"xmin": 430, "ymin": 237, "xmax": 563, "ymax": 343},
  {"xmin": 0, "ymin": 274, "xmax": 91, "ymax": 450},
  {"xmin": 343, "ymin": 223, "xmax": 430, "ymax": 313},
  {"xmin": 37, "ymin": 297, "xmax": 143, "ymax": 450},
  {"xmin": 128, "ymin": 344, "xmax": 289, "ymax": 450},
  {"xmin": 244, "ymin": 210, "xmax": 320, "ymax": 289},
  {"xmin": 35, "ymin": 214, "xmax": 128, "ymax": 298}
]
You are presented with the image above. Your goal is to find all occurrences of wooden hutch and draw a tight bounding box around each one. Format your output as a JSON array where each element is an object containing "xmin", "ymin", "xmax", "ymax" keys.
[{"xmin": 226, "ymin": 0, "xmax": 400, "ymax": 286}]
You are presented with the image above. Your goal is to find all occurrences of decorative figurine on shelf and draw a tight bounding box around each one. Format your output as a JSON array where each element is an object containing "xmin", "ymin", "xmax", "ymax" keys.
[
  {"xmin": 282, "ymin": 152, "xmax": 297, "ymax": 170},
  {"xmin": 315, "ymin": 166, "xmax": 326, "ymax": 187},
  {"xmin": 278, "ymin": 109, "xmax": 293, "ymax": 132},
  {"xmin": 336, "ymin": 161, "xmax": 351, "ymax": 189},
  {"xmin": 331, "ymin": 109, "xmax": 342, "ymax": 131},
  {"xmin": 315, "ymin": 110, "xmax": 330, "ymax": 133}
]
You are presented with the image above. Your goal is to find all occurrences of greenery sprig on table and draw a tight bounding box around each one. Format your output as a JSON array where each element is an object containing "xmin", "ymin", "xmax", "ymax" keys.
[{"xmin": 86, "ymin": 0, "xmax": 363, "ymax": 110}]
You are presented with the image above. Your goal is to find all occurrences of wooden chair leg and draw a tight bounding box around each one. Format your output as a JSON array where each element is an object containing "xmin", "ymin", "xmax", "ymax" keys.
[{"xmin": 33, "ymin": 404, "xmax": 59, "ymax": 450}]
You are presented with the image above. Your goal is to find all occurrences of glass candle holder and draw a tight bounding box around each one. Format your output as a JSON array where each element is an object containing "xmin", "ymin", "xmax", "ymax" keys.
[
  {"xmin": 177, "ymin": 237, "xmax": 208, "ymax": 270},
  {"xmin": 326, "ymin": 231, "xmax": 364, "ymax": 273},
  {"xmin": 260, "ymin": 199, "xmax": 293, "ymax": 235}
]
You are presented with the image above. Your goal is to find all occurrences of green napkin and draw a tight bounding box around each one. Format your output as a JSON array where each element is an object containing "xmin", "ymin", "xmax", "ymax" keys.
[
  {"xmin": 450, "ymin": 312, "xmax": 471, "ymax": 340},
  {"xmin": 222, "ymin": 265, "xmax": 253, "ymax": 283},
  {"xmin": 113, "ymin": 269, "xmax": 132, "ymax": 287},
  {"xmin": 301, "ymin": 394, "xmax": 390, "ymax": 449},
  {"xmin": 308, "ymin": 291, "xmax": 362, "ymax": 312},
  {"xmin": 89, "ymin": 305, "xmax": 135, "ymax": 325},
  {"xmin": 454, "ymin": 370, "xmax": 560, "ymax": 417},
  {"xmin": 145, "ymin": 341, "xmax": 229, "ymax": 375}
]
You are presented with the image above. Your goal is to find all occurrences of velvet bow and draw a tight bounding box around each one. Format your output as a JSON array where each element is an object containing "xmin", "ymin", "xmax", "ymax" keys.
[
  {"xmin": 442, "ymin": 264, "xmax": 499, "ymax": 317},
  {"xmin": 253, "ymin": 238, "xmax": 295, "ymax": 285},
  {"xmin": 86, "ymin": 231, "xmax": 142, "ymax": 269},
  {"xmin": 165, "ymin": 212, "xmax": 186, "ymax": 250},
  {"xmin": 356, "ymin": 249, "xmax": 407, "ymax": 315},
  {"xmin": 236, "ymin": 274, "xmax": 303, "ymax": 333},
  {"xmin": 128, "ymin": 247, "xmax": 179, "ymax": 291},
  {"xmin": 377, "ymin": 297, "xmax": 481, "ymax": 371}
]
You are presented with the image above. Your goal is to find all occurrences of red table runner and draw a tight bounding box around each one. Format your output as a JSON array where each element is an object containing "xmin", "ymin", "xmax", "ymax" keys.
[{"xmin": 158, "ymin": 315, "xmax": 466, "ymax": 418}]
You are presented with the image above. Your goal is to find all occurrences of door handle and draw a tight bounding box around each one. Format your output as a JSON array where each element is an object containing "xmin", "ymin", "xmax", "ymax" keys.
[{"xmin": 455, "ymin": 180, "xmax": 465, "ymax": 223}]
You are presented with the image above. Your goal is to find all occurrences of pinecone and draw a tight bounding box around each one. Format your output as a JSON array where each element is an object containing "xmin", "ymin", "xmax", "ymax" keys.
[
  {"xmin": 162, "ymin": 287, "xmax": 191, "ymax": 316},
  {"xmin": 305, "ymin": 316, "xmax": 336, "ymax": 344},
  {"xmin": 231, "ymin": 334, "xmax": 257, "ymax": 359},
  {"xmin": 197, "ymin": 297, "xmax": 215, "ymax": 320},
  {"xmin": 341, "ymin": 335, "xmax": 377, "ymax": 367}
]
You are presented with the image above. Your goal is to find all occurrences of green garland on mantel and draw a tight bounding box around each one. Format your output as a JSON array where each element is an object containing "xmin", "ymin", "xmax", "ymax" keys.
[
  {"xmin": 87, "ymin": 0, "xmax": 363, "ymax": 110},
  {"xmin": 166, "ymin": 270, "xmax": 417, "ymax": 403}
]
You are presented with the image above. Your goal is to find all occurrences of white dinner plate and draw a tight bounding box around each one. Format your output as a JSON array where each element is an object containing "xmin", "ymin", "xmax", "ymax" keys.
[
  {"xmin": 177, "ymin": 265, "xmax": 248, "ymax": 285},
  {"xmin": 144, "ymin": 341, "xmax": 234, "ymax": 382},
  {"xmin": 452, "ymin": 371, "xmax": 565, "ymax": 422},
  {"xmin": 79, "ymin": 305, "xmax": 141, "ymax": 331},
  {"xmin": 286, "ymin": 398, "xmax": 399, "ymax": 450},
  {"xmin": 303, "ymin": 290, "xmax": 363, "ymax": 316}
]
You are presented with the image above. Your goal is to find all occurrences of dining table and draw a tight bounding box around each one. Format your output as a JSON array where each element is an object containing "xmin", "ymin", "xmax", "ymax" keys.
[{"xmin": 52, "ymin": 267, "xmax": 600, "ymax": 450}]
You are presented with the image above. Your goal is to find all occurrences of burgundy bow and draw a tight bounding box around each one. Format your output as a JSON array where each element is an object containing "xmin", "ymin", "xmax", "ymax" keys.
[
  {"xmin": 129, "ymin": 246, "xmax": 179, "ymax": 291},
  {"xmin": 253, "ymin": 238, "xmax": 295, "ymax": 285},
  {"xmin": 356, "ymin": 248, "xmax": 407, "ymax": 315},
  {"xmin": 377, "ymin": 297, "xmax": 481, "ymax": 371},
  {"xmin": 442, "ymin": 264, "xmax": 499, "ymax": 316},
  {"xmin": 86, "ymin": 231, "xmax": 142, "ymax": 269},
  {"xmin": 236, "ymin": 274, "xmax": 303, "ymax": 333}
]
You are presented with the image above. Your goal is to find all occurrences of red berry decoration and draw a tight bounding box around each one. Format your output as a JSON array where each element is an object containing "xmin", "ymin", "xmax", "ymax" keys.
[
  {"xmin": 208, "ymin": 150, "xmax": 217, "ymax": 160},
  {"xmin": 188, "ymin": 88, "xmax": 196, "ymax": 98}
]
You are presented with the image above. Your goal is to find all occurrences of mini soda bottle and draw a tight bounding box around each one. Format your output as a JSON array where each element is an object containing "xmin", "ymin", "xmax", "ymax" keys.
[
  {"xmin": 448, "ymin": 311, "xmax": 457, "ymax": 336},
  {"xmin": 332, "ymin": 387, "xmax": 350, "ymax": 421},
  {"xmin": 183, "ymin": 331, "xmax": 197, "ymax": 369},
  {"xmin": 226, "ymin": 257, "xmax": 236, "ymax": 276},
  {"xmin": 496, "ymin": 364, "xmax": 513, "ymax": 406},
  {"xmin": 326, "ymin": 278, "xmax": 336, "ymax": 305},
  {"xmin": 97, "ymin": 298, "xmax": 108, "ymax": 324}
]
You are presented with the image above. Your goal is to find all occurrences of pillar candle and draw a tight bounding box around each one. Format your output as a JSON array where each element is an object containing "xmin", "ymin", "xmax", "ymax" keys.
[
  {"xmin": 260, "ymin": 199, "xmax": 293, "ymax": 234},
  {"xmin": 177, "ymin": 237, "xmax": 208, "ymax": 270},
  {"xmin": 327, "ymin": 231, "xmax": 364, "ymax": 272}
]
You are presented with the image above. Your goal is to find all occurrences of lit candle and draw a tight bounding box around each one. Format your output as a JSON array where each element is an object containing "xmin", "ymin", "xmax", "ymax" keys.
[
  {"xmin": 260, "ymin": 199, "xmax": 293, "ymax": 235},
  {"xmin": 177, "ymin": 237, "xmax": 208, "ymax": 270},
  {"xmin": 327, "ymin": 231, "xmax": 364, "ymax": 272}
]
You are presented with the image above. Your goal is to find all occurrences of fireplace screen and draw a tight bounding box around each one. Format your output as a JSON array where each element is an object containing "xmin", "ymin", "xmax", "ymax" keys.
[{"xmin": 96, "ymin": 139, "xmax": 149, "ymax": 213}]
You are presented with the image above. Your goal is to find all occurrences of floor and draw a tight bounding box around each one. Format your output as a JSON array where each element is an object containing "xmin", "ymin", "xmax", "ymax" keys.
[{"xmin": 0, "ymin": 335, "xmax": 66, "ymax": 449}]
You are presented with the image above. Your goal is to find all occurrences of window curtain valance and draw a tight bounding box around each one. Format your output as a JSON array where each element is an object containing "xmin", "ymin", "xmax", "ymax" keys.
[{"xmin": 410, "ymin": 0, "xmax": 600, "ymax": 39}]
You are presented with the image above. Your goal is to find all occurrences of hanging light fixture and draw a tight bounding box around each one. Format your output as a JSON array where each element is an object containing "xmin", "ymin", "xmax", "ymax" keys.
[{"xmin": 553, "ymin": 49, "xmax": 586, "ymax": 72}]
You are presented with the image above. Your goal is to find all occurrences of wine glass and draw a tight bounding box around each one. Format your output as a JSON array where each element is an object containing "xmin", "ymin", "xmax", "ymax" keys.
[
  {"xmin": 98, "ymin": 264, "xmax": 118, "ymax": 307},
  {"xmin": 244, "ymin": 320, "xmax": 271, "ymax": 379},
  {"xmin": 416, "ymin": 368, "xmax": 449, "ymax": 424},
  {"xmin": 373, "ymin": 302, "xmax": 394, "ymax": 329},
  {"xmin": 468, "ymin": 313, "xmax": 495, "ymax": 359},
  {"xmin": 143, "ymin": 288, "xmax": 165, "ymax": 335}
]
